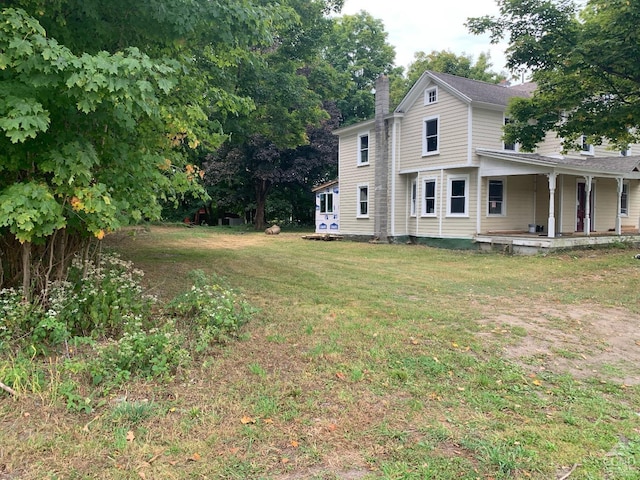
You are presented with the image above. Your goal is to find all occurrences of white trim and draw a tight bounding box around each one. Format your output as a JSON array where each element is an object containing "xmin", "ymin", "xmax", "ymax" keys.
[
  {"xmin": 439, "ymin": 170, "xmax": 444, "ymax": 235},
  {"xmin": 620, "ymin": 180, "xmax": 630, "ymax": 216},
  {"xmin": 580, "ymin": 135, "xmax": 594, "ymax": 156},
  {"xmin": 410, "ymin": 178, "xmax": 417, "ymax": 217},
  {"xmin": 400, "ymin": 163, "xmax": 477, "ymax": 175},
  {"xmin": 447, "ymin": 174, "xmax": 470, "ymax": 217},
  {"xmin": 575, "ymin": 178, "xmax": 596, "ymax": 232},
  {"xmin": 503, "ymin": 117, "xmax": 520, "ymax": 152},
  {"xmin": 390, "ymin": 119, "xmax": 397, "ymax": 237},
  {"xmin": 319, "ymin": 191, "xmax": 334, "ymax": 214},
  {"xmin": 467, "ymin": 104, "xmax": 473, "ymax": 165},
  {"xmin": 487, "ymin": 177, "xmax": 507, "ymax": 217},
  {"xmin": 424, "ymin": 86, "xmax": 438, "ymax": 105},
  {"xmin": 357, "ymin": 131, "xmax": 370, "ymax": 165},
  {"xmin": 356, "ymin": 183, "xmax": 369, "ymax": 218},
  {"xmin": 422, "ymin": 115, "xmax": 440, "ymax": 156},
  {"xmin": 421, "ymin": 177, "xmax": 438, "ymax": 217}
]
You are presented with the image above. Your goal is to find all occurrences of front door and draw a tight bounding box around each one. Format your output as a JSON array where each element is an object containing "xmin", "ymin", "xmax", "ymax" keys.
[{"xmin": 576, "ymin": 182, "xmax": 595, "ymax": 232}]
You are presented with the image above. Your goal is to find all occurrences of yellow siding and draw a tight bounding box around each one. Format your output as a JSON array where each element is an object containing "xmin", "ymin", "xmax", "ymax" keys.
[
  {"xmin": 398, "ymin": 87, "xmax": 469, "ymax": 173},
  {"xmin": 630, "ymin": 180, "xmax": 640, "ymax": 230},
  {"xmin": 535, "ymin": 132, "xmax": 563, "ymax": 156},
  {"xmin": 481, "ymin": 175, "xmax": 536, "ymax": 232},
  {"xmin": 338, "ymin": 129, "xmax": 375, "ymax": 235},
  {"xmin": 472, "ymin": 108, "xmax": 504, "ymax": 153},
  {"xmin": 414, "ymin": 168, "xmax": 477, "ymax": 238}
]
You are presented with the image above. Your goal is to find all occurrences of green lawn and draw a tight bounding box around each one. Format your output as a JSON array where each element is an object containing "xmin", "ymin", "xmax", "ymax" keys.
[{"xmin": 2, "ymin": 225, "xmax": 639, "ymax": 479}]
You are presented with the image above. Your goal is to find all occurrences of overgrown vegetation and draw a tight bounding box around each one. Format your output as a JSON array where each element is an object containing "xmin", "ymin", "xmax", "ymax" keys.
[
  {"xmin": 0, "ymin": 250, "xmax": 255, "ymax": 398},
  {"xmin": 1, "ymin": 226, "xmax": 638, "ymax": 479}
]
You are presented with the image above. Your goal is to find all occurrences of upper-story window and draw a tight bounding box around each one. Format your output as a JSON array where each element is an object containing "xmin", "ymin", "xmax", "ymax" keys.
[
  {"xmin": 620, "ymin": 146, "xmax": 631, "ymax": 156},
  {"xmin": 580, "ymin": 135, "xmax": 594, "ymax": 155},
  {"xmin": 424, "ymin": 86, "xmax": 438, "ymax": 105},
  {"xmin": 358, "ymin": 132, "xmax": 369, "ymax": 165},
  {"xmin": 422, "ymin": 116, "xmax": 439, "ymax": 156},
  {"xmin": 503, "ymin": 118, "xmax": 518, "ymax": 152}
]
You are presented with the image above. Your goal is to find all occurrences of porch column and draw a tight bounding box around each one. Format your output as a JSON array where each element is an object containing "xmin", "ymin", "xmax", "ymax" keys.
[
  {"xmin": 616, "ymin": 177, "xmax": 623, "ymax": 235},
  {"xmin": 584, "ymin": 175, "xmax": 593, "ymax": 236},
  {"xmin": 547, "ymin": 172, "xmax": 556, "ymax": 237}
]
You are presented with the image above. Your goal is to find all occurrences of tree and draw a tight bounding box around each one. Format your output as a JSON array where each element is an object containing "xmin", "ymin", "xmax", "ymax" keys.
[
  {"xmin": 466, "ymin": 0, "xmax": 640, "ymax": 152},
  {"xmin": 0, "ymin": 2, "xmax": 275, "ymax": 296},
  {"xmin": 203, "ymin": 0, "xmax": 345, "ymax": 231},
  {"xmin": 323, "ymin": 10, "xmax": 399, "ymax": 125},
  {"xmin": 204, "ymin": 101, "xmax": 341, "ymax": 229}
]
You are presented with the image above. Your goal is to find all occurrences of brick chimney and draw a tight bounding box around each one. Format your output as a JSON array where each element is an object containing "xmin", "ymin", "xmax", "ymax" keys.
[{"xmin": 374, "ymin": 75, "xmax": 389, "ymax": 242}]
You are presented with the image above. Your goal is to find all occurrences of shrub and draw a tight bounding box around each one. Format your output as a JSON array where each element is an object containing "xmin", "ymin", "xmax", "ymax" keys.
[
  {"xmin": 0, "ymin": 253, "xmax": 156, "ymax": 355},
  {"xmin": 168, "ymin": 269, "xmax": 257, "ymax": 352},
  {"xmin": 90, "ymin": 317, "xmax": 189, "ymax": 385}
]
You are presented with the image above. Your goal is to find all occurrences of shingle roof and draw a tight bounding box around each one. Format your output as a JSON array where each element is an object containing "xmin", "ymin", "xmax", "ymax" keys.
[
  {"xmin": 428, "ymin": 71, "xmax": 532, "ymax": 106},
  {"xmin": 477, "ymin": 149, "xmax": 640, "ymax": 174}
]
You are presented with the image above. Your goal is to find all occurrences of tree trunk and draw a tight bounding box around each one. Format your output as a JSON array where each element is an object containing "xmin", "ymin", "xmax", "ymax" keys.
[
  {"xmin": 254, "ymin": 179, "xmax": 271, "ymax": 231},
  {"xmin": 22, "ymin": 241, "xmax": 31, "ymax": 301}
]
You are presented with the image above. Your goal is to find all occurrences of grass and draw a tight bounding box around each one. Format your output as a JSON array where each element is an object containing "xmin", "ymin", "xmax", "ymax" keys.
[{"xmin": 1, "ymin": 224, "xmax": 640, "ymax": 479}]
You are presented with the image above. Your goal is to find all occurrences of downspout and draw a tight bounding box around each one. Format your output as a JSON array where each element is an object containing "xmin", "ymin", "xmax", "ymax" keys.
[
  {"xmin": 616, "ymin": 177, "xmax": 623, "ymax": 235},
  {"xmin": 476, "ymin": 169, "xmax": 482, "ymax": 234},
  {"xmin": 390, "ymin": 119, "xmax": 397, "ymax": 237},
  {"xmin": 439, "ymin": 169, "xmax": 444, "ymax": 236},
  {"xmin": 467, "ymin": 104, "xmax": 473, "ymax": 165}
]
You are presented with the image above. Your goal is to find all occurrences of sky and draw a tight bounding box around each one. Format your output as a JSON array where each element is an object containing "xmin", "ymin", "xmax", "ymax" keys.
[{"xmin": 339, "ymin": 0, "xmax": 511, "ymax": 75}]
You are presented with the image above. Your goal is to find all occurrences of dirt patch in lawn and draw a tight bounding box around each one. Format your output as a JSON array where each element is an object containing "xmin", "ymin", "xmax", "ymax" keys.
[
  {"xmin": 107, "ymin": 226, "xmax": 271, "ymax": 250},
  {"xmin": 477, "ymin": 297, "xmax": 640, "ymax": 385}
]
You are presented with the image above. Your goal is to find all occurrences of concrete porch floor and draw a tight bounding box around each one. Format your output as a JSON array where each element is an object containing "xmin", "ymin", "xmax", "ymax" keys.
[{"xmin": 474, "ymin": 231, "xmax": 640, "ymax": 255}]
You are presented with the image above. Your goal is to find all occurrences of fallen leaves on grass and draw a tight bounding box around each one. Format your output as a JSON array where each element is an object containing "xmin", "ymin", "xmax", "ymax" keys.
[
  {"xmin": 126, "ymin": 431, "xmax": 135, "ymax": 442},
  {"xmin": 240, "ymin": 416, "xmax": 256, "ymax": 424}
]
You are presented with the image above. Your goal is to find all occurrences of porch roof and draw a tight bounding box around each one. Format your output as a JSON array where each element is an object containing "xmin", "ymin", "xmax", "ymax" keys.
[{"xmin": 477, "ymin": 149, "xmax": 640, "ymax": 178}]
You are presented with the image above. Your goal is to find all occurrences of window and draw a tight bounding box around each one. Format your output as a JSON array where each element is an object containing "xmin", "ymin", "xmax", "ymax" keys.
[
  {"xmin": 621, "ymin": 147, "xmax": 631, "ymax": 156},
  {"xmin": 503, "ymin": 118, "xmax": 518, "ymax": 151},
  {"xmin": 422, "ymin": 179, "xmax": 437, "ymax": 216},
  {"xmin": 448, "ymin": 176, "xmax": 468, "ymax": 216},
  {"xmin": 422, "ymin": 116, "xmax": 439, "ymax": 155},
  {"xmin": 357, "ymin": 185, "xmax": 369, "ymax": 217},
  {"xmin": 319, "ymin": 192, "xmax": 333, "ymax": 214},
  {"xmin": 621, "ymin": 182, "xmax": 629, "ymax": 216},
  {"xmin": 358, "ymin": 133, "xmax": 369, "ymax": 165},
  {"xmin": 410, "ymin": 179, "xmax": 417, "ymax": 216},
  {"xmin": 488, "ymin": 179, "xmax": 504, "ymax": 215},
  {"xmin": 424, "ymin": 86, "xmax": 438, "ymax": 105},
  {"xmin": 581, "ymin": 135, "xmax": 594, "ymax": 155}
]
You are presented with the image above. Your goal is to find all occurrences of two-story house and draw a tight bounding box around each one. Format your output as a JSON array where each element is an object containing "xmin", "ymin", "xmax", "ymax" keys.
[{"xmin": 328, "ymin": 71, "xmax": 640, "ymax": 253}]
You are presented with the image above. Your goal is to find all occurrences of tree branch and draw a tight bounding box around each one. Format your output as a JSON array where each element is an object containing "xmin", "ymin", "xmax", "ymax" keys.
[{"xmin": 0, "ymin": 380, "xmax": 17, "ymax": 397}]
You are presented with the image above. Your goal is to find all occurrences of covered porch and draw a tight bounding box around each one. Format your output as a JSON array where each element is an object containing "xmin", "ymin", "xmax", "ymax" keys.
[{"xmin": 475, "ymin": 150, "xmax": 640, "ymax": 253}]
